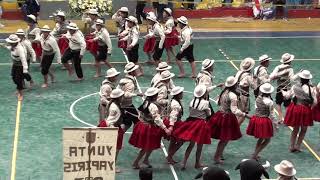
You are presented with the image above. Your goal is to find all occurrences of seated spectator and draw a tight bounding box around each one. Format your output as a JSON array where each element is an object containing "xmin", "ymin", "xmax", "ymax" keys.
[
  {"xmin": 194, "ymin": 166, "xmax": 230, "ymax": 180},
  {"xmin": 21, "ymin": 0, "xmax": 40, "ymax": 21},
  {"xmin": 139, "ymin": 167, "xmax": 153, "ymax": 180},
  {"xmin": 274, "ymin": 160, "xmax": 298, "ymax": 180},
  {"xmin": 273, "ymin": 0, "xmax": 288, "ymax": 20},
  {"xmin": 235, "ymin": 159, "xmax": 270, "ymax": 180}
]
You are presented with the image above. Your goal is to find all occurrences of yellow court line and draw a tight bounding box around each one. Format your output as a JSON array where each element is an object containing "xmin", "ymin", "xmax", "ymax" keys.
[
  {"xmin": 10, "ymin": 100, "xmax": 22, "ymax": 180},
  {"xmin": 227, "ymin": 59, "xmax": 320, "ymax": 162}
]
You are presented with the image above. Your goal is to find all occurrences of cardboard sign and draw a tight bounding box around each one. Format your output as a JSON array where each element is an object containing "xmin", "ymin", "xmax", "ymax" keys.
[{"xmin": 63, "ymin": 128, "xmax": 118, "ymax": 180}]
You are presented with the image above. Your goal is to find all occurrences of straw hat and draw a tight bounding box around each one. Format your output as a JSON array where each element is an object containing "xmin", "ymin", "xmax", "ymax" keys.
[
  {"xmin": 259, "ymin": 54, "xmax": 272, "ymax": 62},
  {"xmin": 126, "ymin": 16, "xmax": 138, "ymax": 25},
  {"xmin": 146, "ymin": 13, "xmax": 157, "ymax": 22},
  {"xmin": 55, "ymin": 11, "xmax": 65, "ymax": 17},
  {"xmin": 15, "ymin": 29, "xmax": 25, "ymax": 36},
  {"xmin": 67, "ymin": 22, "xmax": 79, "ymax": 30},
  {"xmin": 195, "ymin": 166, "xmax": 230, "ymax": 180},
  {"xmin": 147, "ymin": 11, "xmax": 156, "ymax": 17},
  {"xmin": 110, "ymin": 89, "xmax": 124, "ymax": 99},
  {"xmin": 105, "ymin": 68, "xmax": 120, "ymax": 78},
  {"xmin": 41, "ymin": 25, "xmax": 51, "ymax": 32},
  {"xmin": 171, "ymin": 86, "xmax": 184, "ymax": 96},
  {"xmin": 274, "ymin": 160, "xmax": 296, "ymax": 177},
  {"xmin": 259, "ymin": 83, "xmax": 274, "ymax": 94},
  {"xmin": 164, "ymin": 8, "xmax": 172, "ymax": 16},
  {"xmin": 145, "ymin": 87, "xmax": 159, "ymax": 97},
  {"xmin": 225, "ymin": 76, "xmax": 237, "ymax": 87},
  {"xmin": 27, "ymin": 14, "xmax": 37, "ymax": 23},
  {"xmin": 119, "ymin": 7, "xmax": 129, "ymax": 13},
  {"xmin": 194, "ymin": 85, "xmax": 207, "ymax": 98},
  {"xmin": 298, "ymin": 70, "xmax": 312, "ymax": 79},
  {"xmin": 177, "ymin": 16, "xmax": 188, "ymax": 25},
  {"xmin": 124, "ymin": 62, "xmax": 139, "ymax": 73},
  {"xmin": 88, "ymin": 8, "xmax": 99, "ymax": 15},
  {"xmin": 240, "ymin": 58, "xmax": 255, "ymax": 71},
  {"xmin": 281, "ymin": 53, "xmax": 295, "ymax": 64},
  {"xmin": 6, "ymin": 34, "xmax": 20, "ymax": 43},
  {"xmin": 156, "ymin": 62, "xmax": 172, "ymax": 71},
  {"xmin": 202, "ymin": 59, "xmax": 215, "ymax": 70},
  {"xmin": 95, "ymin": 19, "xmax": 105, "ymax": 26},
  {"xmin": 160, "ymin": 70, "xmax": 175, "ymax": 81}
]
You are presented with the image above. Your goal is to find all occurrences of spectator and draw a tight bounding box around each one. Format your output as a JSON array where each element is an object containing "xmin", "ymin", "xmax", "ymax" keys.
[
  {"xmin": 274, "ymin": 160, "xmax": 298, "ymax": 180},
  {"xmin": 139, "ymin": 167, "xmax": 153, "ymax": 180},
  {"xmin": 21, "ymin": 0, "xmax": 40, "ymax": 21},
  {"xmin": 235, "ymin": 159, "xmax": 270, "ymax": 180},
  {"xmin": 0, "ymin": 4, "xmax": 4, "ymax": 28},
  {"xmin": 194, "ymin": 166, "xmax": 230, "ymax": 180},
  {"xmin": 273, "ymin": 0, "xmax": 288, "ymax": 20},
  {"xmin": 136, "ymin": 0, "xmax": 147, "ymax": 24}
]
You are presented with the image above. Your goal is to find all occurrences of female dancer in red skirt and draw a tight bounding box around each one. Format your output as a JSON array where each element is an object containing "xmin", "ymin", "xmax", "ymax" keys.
[
  {"xmin": 129, "ymin": 87, "xmax": 171, "ymax": 169},
  {"xmin": 173, "ymin": 85, "xmax": 212, "ymax": 169},
  {"xmin": 164, "ymin": 86, "xmax": 184, "ymax": 164},
  {"xmin": 163, "ymin": 8, "xmax": 179, "ymax": 64},
  {"xmin": 282, "ymin": 70, "xmax": 317, "ymax": 152},
  {"xmin": 26, "ymin": 14, "xmax": 42, "ymax": 62},
  {"xmin": 112, "ymin": 7, "xmax": 129, "ymax": 50},
  {"xmin": 84, "ymin": 9, "xmax": 100, "ymax": 60},
  {"xmin": 143, "ymin": 12, "xmax": 156, "ymax": 65},
  {"xmin": 51, "ymin": 11, "xmax": 69, "ymax": 55},
  {"xmin": 98, "ymin": 89, "xmax": 125, "ymax": 173},
  {"xmin": 247, "ymin": 83, "xmax": 277, "ymax": 160},
  {"xmin": 312, "ymin": 83, "xmax": 320, "ymax": 122},
  {"xmin": 210, "ymin": 76, "xmax": 251, "ymax": 164}
]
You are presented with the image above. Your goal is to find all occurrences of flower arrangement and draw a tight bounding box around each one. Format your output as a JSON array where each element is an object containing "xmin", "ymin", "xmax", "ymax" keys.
[{"xmin": 69, "ymin": 0, "xmax": 112, "ymax": 14}]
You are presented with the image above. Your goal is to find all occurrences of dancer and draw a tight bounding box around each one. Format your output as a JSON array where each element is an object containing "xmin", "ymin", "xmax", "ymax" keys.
[
  {"xmin": 253, "ymin": 54, "xmax": 271, "ymax": 97},
  {"xmin": 175, "ymin": 16, "xmax": 196, "ymax": 78},
  {"xmin": 173, "ymin": 85, "xmax": 212, "ymax": 169},
  {"xmin": 112, "ymin": 7, "xmax": 129, "ymax": 50},
  {"xmin": 282, "ymin": 70, "xmax": 317, "ymax": 152},
  {"xmin": 312, "ymin": 83, "xmax": 320, "ymax": 122},
  {"xmin": 210, "ymin": 76, "xmax": 251, "ymax": 164},
  {"xmin": 39, "ymin": 25, "xmax": 61, "ymax": 88},
  {"xmin": 98, "ymin": 89, "xmax": 125, "ymax": 173},
  {"xmin": 26, "ymin": 14, "xmax": 41, "ymax": 62},
  {"xmin": 91, "ymin": 19, "xmax": 113, "ymax": 77},
  {"xmin": 99, "ymin": 68, "xmax": 120, "ymax": 121},
  {"xmin": 150, "ymin": 62, "xmax": 175, "ymax": 89},
  {"xmin": 51, "ymin": 10, "xmax": 69, "ymax": 55},
  {"xmin": 129, "ymin": 87, "xmax": 170, "ymax": 169},
  {"xmin": 62, "ymin": 22, "xmax": 86, "ymax": 81},
  {"xmin": 247, "ymin": 83, "xmax": 277, "ymax": 160},
  {"xmin": 163, "ymin": 8, "xmax": 179, "ymax": 64},
  {"xmin": 84, "ymin": 9, "xmax": 100, "ymax": 62},
  {"xmin": 143, "ymin": 12, "xmax": 156, "ymax": 65}
]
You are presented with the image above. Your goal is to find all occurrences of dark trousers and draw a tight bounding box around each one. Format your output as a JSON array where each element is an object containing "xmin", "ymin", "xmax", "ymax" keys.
[
  {"xmin": 41, "ymin": 54, "xmax": 55, "ymax": 75},
  {"xmin": 136, "ymin": 1, "xmax": 146, "ymax": 24},
  {"xmin": 11, "ymin": 65, "xmax": 24, "ymax": 90},
  {"xmin": 62, "ymin": 48, "xmax": 84, "ymax": 78},
  {"xmin": 23, "ymin": 59, "xmax": 32, "ymax": 81},
  {"xmin": 122, "ymin": 104, "xmax": 139, "ymax": 129}
]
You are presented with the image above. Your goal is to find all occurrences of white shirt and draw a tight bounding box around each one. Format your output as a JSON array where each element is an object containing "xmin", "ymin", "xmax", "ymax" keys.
[
  {"xmin": 121, "ymin": 26, "xmax": 139, "ymax": 47},
  {"xmin": 179, "ymin": 26, "xmax": 192, "ymax": 52},
  {"xmin": 40, "ymin": 34, "xmax": 61, "ymax": 63},
  {"xmin": 151, "ymin": 72, "xmax": 175, "ymax": 90},
  {"xmin": 235, "ymin": 71, "xmax": 255, "ymax": 89},
  {"xmin": 106, "ymin": 102, "xmax": 121, "ymax": 127},
  {"xmin": 164, "ymin": 18, "xmax": 175, "ymax": 34},
  {"xmin": 283, "ymin": 84, "xmax": 317, "ymax": 105},
  {"xmin": 229, "ymin": 92, "xmax": 246, "ymax": 117},
  {"xmin": 65, "ymin": 30, "xmax": 86, "ymax": 56},
  {"xmin": 93, "ymin": 27, "xmax": 112, "ymax": 54},
  {"xmin": 169, "ymin": 99, "xmax": 183, "ymax": 126},
  {"xmin": 270, "ymin": 64, "xmax": 297, "ymax": 83},
  {"xmin": 20, "ymin": 38, "xmax": 36, "ymax": 63},
  {"xmin": 254, "ymin": 65, "xmax": 270, "ymax": 87},
  {"xmin": 27, "ymin": 26, "xmax": 41, "ymax": 42},
  {"xmin": 139, "ymin": 102, "xmax": 166, "ymax": 129},
  {"xmin": 155, "ymin": 82, "xmax": 169, "ymax": 107},
  {"xmin": 255, "ymin": 96, "xmax": 277, "ymax": 121},
  {"xmin": 99, "ymin": 80, "xmax": 114, "ymax": 105},
  {"xmin": 51, "ymin": 22, "xmax": 69, "ymax": 38},
  {"xmin": 117, "ymin": 75, "xmax": 138, "ymax": 106},
  {"xmin": 189, "ymin": 98, "xmax": 211, "ymax": 117},
  {"xmin": 145, "ymin": 23, "xmax": 165, "ymax": 49},
  {"xmin": 10, "ymin": 43, "xmax": 28, "ymax": 72},
  {"xmin": 196, "ymin": 70, "xmax": 216, "ymax": 92}
]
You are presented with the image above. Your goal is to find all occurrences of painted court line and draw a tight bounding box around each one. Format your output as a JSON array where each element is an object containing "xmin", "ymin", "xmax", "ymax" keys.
[{"xmin": 10, "ymin": 100, "xmax": 22, "ymax": 180}]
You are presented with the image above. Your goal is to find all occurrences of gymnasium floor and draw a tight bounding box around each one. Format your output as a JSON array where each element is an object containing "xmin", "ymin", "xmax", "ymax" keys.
[{"xmin": 1, "ymin": 33, "xmax": 320, "ymax": 180}]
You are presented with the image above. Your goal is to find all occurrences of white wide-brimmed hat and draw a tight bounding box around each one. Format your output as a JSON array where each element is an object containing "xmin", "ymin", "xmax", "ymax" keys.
[
  {"xmin": 177, "ymin": 16, "xmax": 188, "ymax": 25},
  {"xmin": 147, "ymin": 11, "xmax": 156, "ymax": 17},
  {"xmin": 202, "ymin": 59, "xmax": 215, "ymax": 70},
  {"xmin": 240, "ymin": 57, "xmax": 255, "ymax": 71},
  {"xmin": 110, "ymin": 89, "xmax": 124, "ymax": 99},
  {"xmin": 146, "ymin": 13, "xmax": 157, "ymax": 22},
  {"xmin": 259, "ymin": 83, "xmax": 274, "ymax": 94},
  {"xmin": 105, "ymin": 68, "xmax": 120, "ymax": 78},
  {"xmin": 298, "ymin": 70, "xmax": 313, "ymax": 79},
  {"xmin": 281, "ymin": 53, "xmax": 295, "ymax": 64},
  {"xmin": 194, "ymin": 85, "xmax": 207, "ymax": 98},
  {"xmin": 160, "ymin": 70, "xmax": 175, "ymax": 81},
  {"xmin": 41, "ymin": 25, "xmax": 51, "ymax": 32},
  {"xmin": 67, "ymin": 22, "xmax": 79, "ymax": 30},
  {"xmin": 164, "ymin": 8, "xmax": 172, "ymax": 16},
  {"xmin": 27, "ymin": 14, "xmax": 37, "ymax": 23},
  {"xmin": 156, "ymin": 62, "xmax": 172, "ymax": 71},
  {"xmin": 6, "ymin": 34, "xmax": 20, "ymax": 43},
  {"xmin": 259, "ymin": 54, "xmax": 272, "ymax": 62},
  {"xmin": 15, "ymin": 29, "xmax": 25, "ymax": 36},
  {"xmin": 54, "ymin": 10, "xmax": 65, "ymax": 17},
  {"xmin": 95, "ymin": 19, "xmax": 105, "ymax": 26},
  {"xmin": 171, "ymin": 86, "xmax": 184, "ymax": 96},
  {"xmin": 274, "ymin": 160, "xmax": 296, "ymax": 177},
  {"xmin": 225, "ymin": 76, "xmax": 237, "ymax": 87},
  {"xmin": 317, "ymin": 82, "xmax": 320, "ymax": 89},
  {"xmin": 88, "ymin": 8, "xmax": 99, "ymax": 15},
  {"xmin": 119, "ymin": 7, "xmax": 129, "ymax": 13},
  {"xmin": 145, "ymin": 87, "xmax": 159, "ymax": 97},
  {"xmin": 126, "ymin": 16, "xmax": 138, "ymax": 25},
  {"xmin": 124, "ymin": 62, "xmax": 139, "ymax": 73}
]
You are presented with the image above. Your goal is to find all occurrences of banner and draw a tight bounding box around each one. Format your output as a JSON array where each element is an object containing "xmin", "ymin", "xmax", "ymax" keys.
[{"xmin": 63, "ymin": 128, "xmax": 118, "ymax": 180}]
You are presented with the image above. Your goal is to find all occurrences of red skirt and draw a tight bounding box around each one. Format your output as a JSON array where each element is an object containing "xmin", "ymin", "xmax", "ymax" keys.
[
  {"xmin": 163, "ymin": 118, "xmax": 183, "ymax": 141},
  {"xmin": 85, "ymin": 35, "xmax": 98, "ymax": 55},
  {"xmin": 32, "ymin": 42, "xmax": 42, "ymax": 58},
  {"xmin": 129, "ymin": 121, "xmax": 163, "ymax": 151},
  {"xmin": 173, "ymin": 118, "xmax": 211, "ymax": 144},
  {"xmin": 247, "ymin": 116, "xmax": 273, "ymax": 138},
  {"xmin": 118, "ymin": 38, "xmax": 127, "ymax": 49},
  {"xmin": 284, "ymin": 102, "xmax": 313, "ymax": 127},
  {"xmin": 97, "ymin": 121, "xmax": 125, "ymax": 150},
  {"xmin": 209, "ymin": 111, "xmax": 242, "ymax": 141},
  {"xmin": 312, "ymin": 99, "xmax": 320, "ymax": 122},
  {"xmin": 143, "ymin": 37, "xmax": 156, "ymax": 53},
  {"xmin": 164, "ymin": 29, "xmax": 179, "ymax": 49},
  {"xmin": 58, "ymin": 37, "xmax": 69, "ymax": 55}
]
